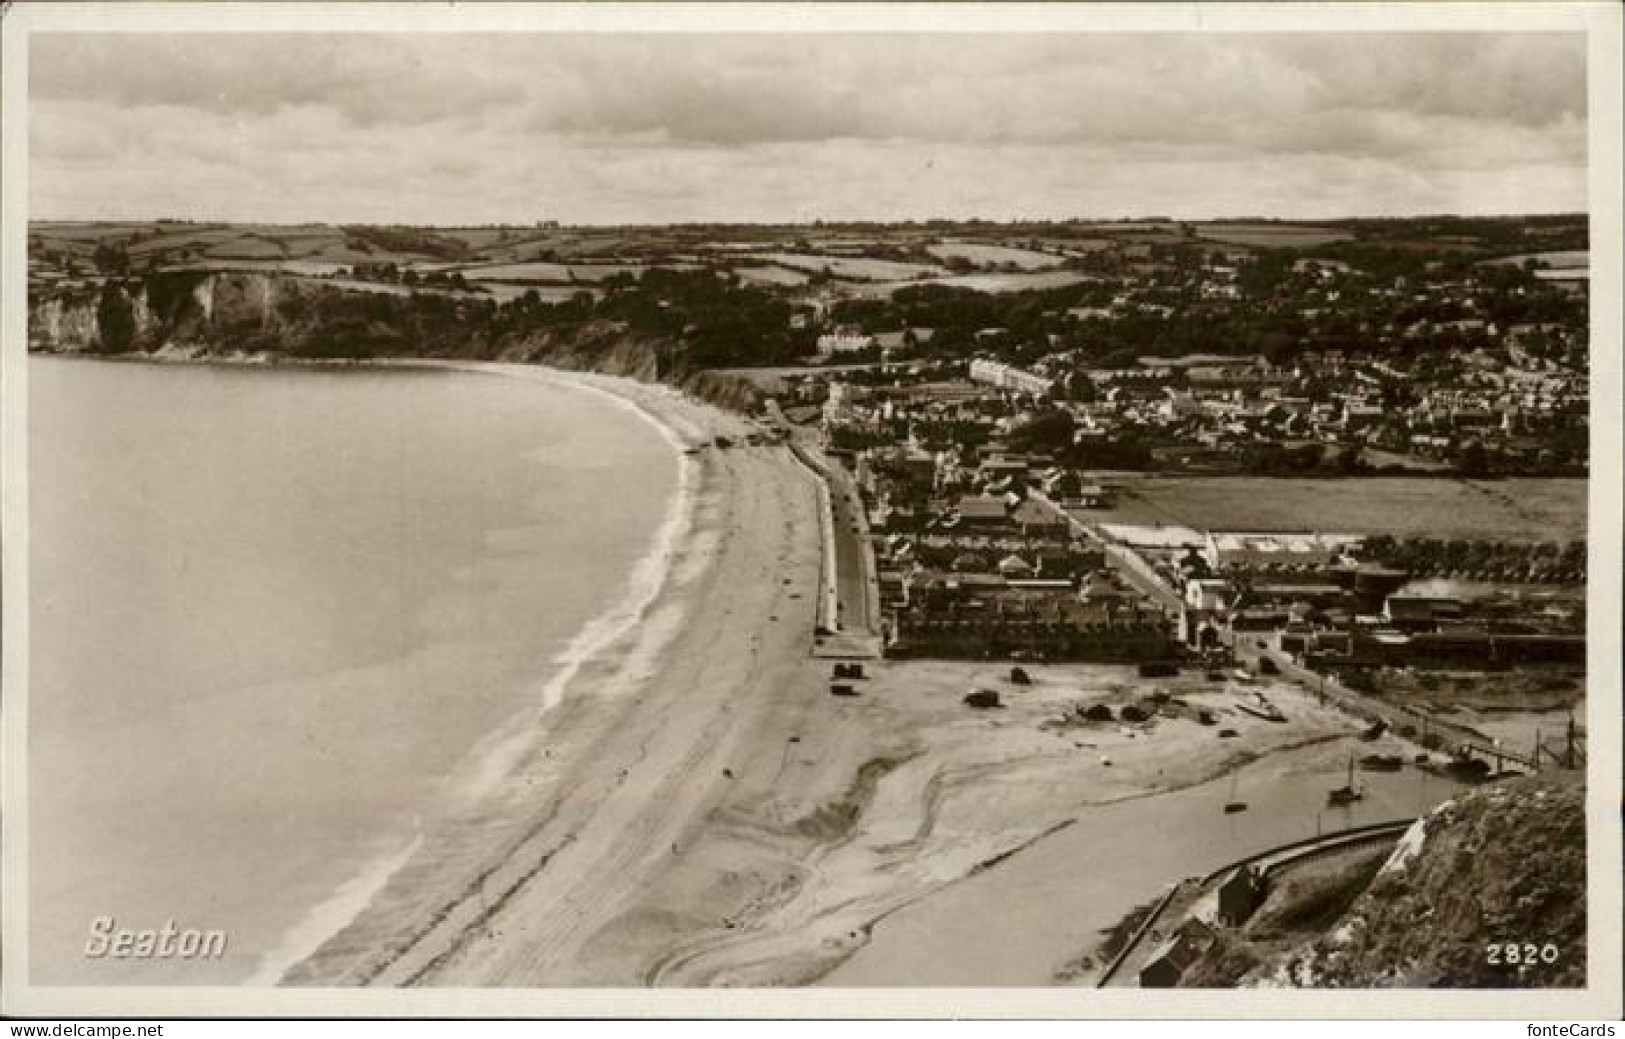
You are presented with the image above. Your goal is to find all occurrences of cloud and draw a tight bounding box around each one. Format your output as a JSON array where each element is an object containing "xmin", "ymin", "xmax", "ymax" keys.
[{"xmin": 27, "ymin": 30, "xmax": 1589, "ymax": 222}]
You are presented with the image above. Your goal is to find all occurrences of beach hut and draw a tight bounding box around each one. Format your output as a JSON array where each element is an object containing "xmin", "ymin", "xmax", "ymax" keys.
[{"xmin": 1139, "ymin": 919, "xmax": 1217, "ymax": 988}]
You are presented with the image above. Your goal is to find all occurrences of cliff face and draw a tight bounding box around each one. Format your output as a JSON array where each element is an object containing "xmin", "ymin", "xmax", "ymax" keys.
[
  {"xmin": 30, "ymin": 272, "xmax": 298, "ymax": 355},
  {"xmin": 29, "ymin": 272, "xmax": 764, "ymax": 413},
  {"xmin": 492, "ymin": 323, "xmax": 764, "ymax": 412},
  {"xmin": 1246, "ymin": 774, "xmax": 1586, "ymax": 988},
  {"xmin": 32, "ymin": 295, "xmax": 103, "ymax": 349}
]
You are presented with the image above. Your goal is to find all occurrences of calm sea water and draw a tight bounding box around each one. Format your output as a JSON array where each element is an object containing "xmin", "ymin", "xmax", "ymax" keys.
[{"xmin": 28, "ymin": 357, "xmax": 678, "ymax": 984}]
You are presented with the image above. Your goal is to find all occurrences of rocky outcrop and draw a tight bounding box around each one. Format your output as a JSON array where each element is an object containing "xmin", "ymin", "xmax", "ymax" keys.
[
  {"xmin": 30, "ymin": 272, "xmax": 294, "ymax": 354},
  {"xmin": 1240, "ymin": 774, "xmax": 1586, "ymax": 988},
  {"xmin": 32, "ymin": 295, "xmax": 102, "ymax": 350}
]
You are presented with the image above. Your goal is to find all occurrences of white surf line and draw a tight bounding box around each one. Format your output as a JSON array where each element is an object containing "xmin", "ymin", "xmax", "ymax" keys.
[{"xmin": 266, "ymin": 359, "xmax": 702, "ymax": 985}]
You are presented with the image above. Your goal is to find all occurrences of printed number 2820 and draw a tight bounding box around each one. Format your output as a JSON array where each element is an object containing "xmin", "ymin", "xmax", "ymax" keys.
[{"xmin": 1485, "ymin": 942, "xmax": 1560, "ymax": 966}]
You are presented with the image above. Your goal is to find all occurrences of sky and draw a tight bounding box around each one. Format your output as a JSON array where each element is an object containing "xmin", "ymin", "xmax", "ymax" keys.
[{"xmin": 28, "ymin": 31, "xmax": 1589, "ymax": 225}]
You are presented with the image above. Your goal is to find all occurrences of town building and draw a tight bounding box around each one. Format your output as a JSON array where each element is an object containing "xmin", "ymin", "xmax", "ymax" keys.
[
  {"xmin": 817, "ymin": 331, "xmax": 876, "ymax": 356},
  {"xmin": 969, "ymin": 358, "xmax": 1056, "ymax": 397}
]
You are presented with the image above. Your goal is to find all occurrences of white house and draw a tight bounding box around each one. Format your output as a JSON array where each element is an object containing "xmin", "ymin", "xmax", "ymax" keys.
[{"xmin": 817, "ymin": 332, "xmax": 876, "ymax": 356}]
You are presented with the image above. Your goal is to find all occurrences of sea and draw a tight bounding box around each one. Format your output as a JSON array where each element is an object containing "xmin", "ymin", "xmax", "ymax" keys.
[{"xmin": 27, "ymin": 356, "xmax": 681, "ymax": 985}]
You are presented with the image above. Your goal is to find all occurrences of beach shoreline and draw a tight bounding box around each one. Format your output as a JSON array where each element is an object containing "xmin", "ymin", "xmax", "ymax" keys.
[
  {"xmin": 242, "ymin": 360, "xmax": 714, "ymax": 985},
  {"xmin": 34, "ymin": 355, "xmax": 1473, "ymax": 990},
  {"xmin": 273, "ymin": 358, "xmax": 832, "ymax": 986}
]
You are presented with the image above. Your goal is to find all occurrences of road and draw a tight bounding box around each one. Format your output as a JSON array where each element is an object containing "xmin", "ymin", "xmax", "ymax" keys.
[
  {"xmin": 1099, "ymin": 819, "xmax": 1415, "ymax": 987},
  {"xmin": 765, "ymin": 398, "xmax": 881, "ymax": 657},
  {"xmin": 1047, "ymin": 493, "xmax": 1550, "ymax": 772},
  {"xmin": 1246, "ymin": 642, "xmax": 1542, "ymax": 772},
  {"xmin": 824, "ymin": 459, "xmax": 876, "ymax": 638},
  {"xmin": 1039, "ymin": 495, "xmax": 1184, "ymax": 616}
]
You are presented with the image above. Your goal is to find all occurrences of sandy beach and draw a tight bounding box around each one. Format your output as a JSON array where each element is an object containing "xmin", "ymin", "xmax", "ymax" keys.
[
  {"xmin": 276, "ymin": 362, "xmax": 1464, "ymax": 989},
  {"xmin": 622, "ymin": 664, "xmax": 1458, "ymax": 987},
  {"xmin": 281, "ymin": 362, "xmax": 836, "ymax": 985}
]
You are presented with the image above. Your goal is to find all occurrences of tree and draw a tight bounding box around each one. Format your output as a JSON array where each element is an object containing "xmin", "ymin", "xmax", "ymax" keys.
[
  {"xmin": 1333, "ymin": 444, "xmax": 1365, "ymax": 475},
  {"xmin": 1065, "ymin": 371, "xmax": 1097, "ymax": 402},
  {"xmin": 96, "ymin": 283, "xmax": 138, "ymax": 353},
  {"xmin": 93, "ymin": 241, "xmax": 131, "ymax": 276},
  {"xmin": 1458, "ymin": 441, "xmax": 1492, "ymax": 477},
  {"xmin": 1008, "ymin": 410, "xmax": 1076, "ymax": 453}
]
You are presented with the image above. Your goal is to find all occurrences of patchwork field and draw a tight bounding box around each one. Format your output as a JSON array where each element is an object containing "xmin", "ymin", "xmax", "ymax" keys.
[
  {"xmin": 1482, "ymin": 250, "xmax": 1588, "ymax": 269},
  {"xmin": 458, "ymin": 261, "xmax": 696, "ymax": 282},
  {"xmin": 1084, "ymin": 476, "xmax": 1587, "ymax": 540},
  {"xmin": 1193, "ymin": 223, "xmax": 1355, "ymax": 248},
  {"xmin": 1072, "ymin": 221, "xmax": 1182, "ymax": 233},
  {"xmin": 730, "ymin": 264, "xmax": 812, "ymax": 286},
  {"xmin": 162, "ymin": 259, "xmax": 354, "ymax": 276},
  {"xmin": 925, "ymin": 242, "xmax": 1064, "ymax": 270},
  {"xmin": 764, "ymin": 252, "xmax": 947, "ymax": 282},
  {"xmin": 1034, "ymin": 237, "xmax": 1116, "ymax": 255},
  {"xmin": 852, "ymin": 269, "xmax": 1097, "ymax": 298}
]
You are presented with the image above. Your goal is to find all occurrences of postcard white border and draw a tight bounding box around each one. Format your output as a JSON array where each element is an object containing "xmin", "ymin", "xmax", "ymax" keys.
[{"xmin": 2, "ymin": 0, "xmax": 1620, "ymax": 1020}]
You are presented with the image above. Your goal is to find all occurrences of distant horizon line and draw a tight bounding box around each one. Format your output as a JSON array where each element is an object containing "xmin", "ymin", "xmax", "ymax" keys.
[{"xmin": 27, "ymin": 211, "xmax": 1591, "ymax": 230}]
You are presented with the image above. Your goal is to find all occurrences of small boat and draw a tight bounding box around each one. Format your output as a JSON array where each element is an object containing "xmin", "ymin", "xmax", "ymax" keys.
[
  {"xmin": 1235, "ymin": 700, "xmax": 1287, "ymax": 723},
  {"xmin": 1327, "ymin": 754, "xmax": 1366, "ymax": 806},
  {"xmin": 1359, "ymin": 753, "xmax": 1405, "ymax": 772}
]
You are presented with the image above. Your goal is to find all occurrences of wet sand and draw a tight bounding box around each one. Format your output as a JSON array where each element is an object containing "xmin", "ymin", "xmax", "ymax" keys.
[
  {"xmin": 612, "ymin": 664, "xmax": 1463, "ymax": 987},
  {"xmin": 823, "ymin": 729, "xmax": 1463, "ymax": 987}
]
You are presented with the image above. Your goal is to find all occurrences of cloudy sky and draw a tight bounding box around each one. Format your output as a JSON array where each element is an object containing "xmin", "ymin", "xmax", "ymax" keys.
[{"xmin": 30, "ymin": 31, "xmax": 1587, "ymax": 224}]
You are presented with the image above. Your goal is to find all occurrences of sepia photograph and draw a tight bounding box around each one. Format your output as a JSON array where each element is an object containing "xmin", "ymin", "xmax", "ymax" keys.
[{"xmin": 2, "ymin": 1, "xmax": 1620, "ymax": 1022}]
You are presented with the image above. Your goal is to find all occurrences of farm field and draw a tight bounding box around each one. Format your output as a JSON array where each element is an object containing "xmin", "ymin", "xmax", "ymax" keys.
[
  {"xmin": 433, "ymin": 227, "xmax": 525, "ymax": 250},
  {"xmin": 924, "ymin": 242, "xmax": 1064, "ymax": 270},
  {"xmin": 730, "ymin": 264, "xmax": 811, "ymax": 286},
  {"xmin": 288, "ymin": 277, "xmax": 492, "ymax": 300},
  {"xmin": 32, "ymin": 222, "xmax": 434, "ymax": 265},
  {"xmin": 763, "ymin": 252, "xmax": 947, "ymax": 281},
  {"xmin": 852, "ymin": 269, "xmax": 1097, "ymax": 298},
  {"xmin": 1034, "ymin": 237, "xmax": 1116, "ymax": 254},
  {"xmin": 162, "ymin": 259, "xmax": 355, "ymax": 276},
  {"xmin": 1192, "ymin": 223, "xmax": 1354, "ymax": 248},
  {"xmin": 457, "ymin": 261, "xmax": 697, "ymax": 282},
  {"xmin": 1483, "ymin": 250, "xmax": 1588, "ymax": 269},
  {"xmin": 458, "ymin": 261, "xmax": 614, "ymax": 282},
  {"xmin": 1072, "ymin": 221, "xmax": 1181, "ymax": 233},
  {"xmin": 1083, "ymin": 476, "xmax": 1587, "ymax": 540}
]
